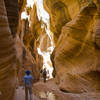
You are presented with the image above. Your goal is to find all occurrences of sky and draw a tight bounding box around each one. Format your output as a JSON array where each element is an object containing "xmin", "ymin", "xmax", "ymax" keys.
[{"xmin": 26, "ymin": 0, "xmax": 49, "ymax": 23}]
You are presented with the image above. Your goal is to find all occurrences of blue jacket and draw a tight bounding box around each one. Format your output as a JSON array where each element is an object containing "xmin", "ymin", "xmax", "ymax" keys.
[{"xmin": 24, "ymin": 75, "xmax": 34, "ymax": 87}]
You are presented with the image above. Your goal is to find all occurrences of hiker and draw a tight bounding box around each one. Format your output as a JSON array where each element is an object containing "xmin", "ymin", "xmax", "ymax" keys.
[
  {"xmin": 24, "ymin": 70, "xmax": 34, "ymax": 100},
  {"xmin": 42, "ymin": 68, "xmax": 47, "ymax": 83}
]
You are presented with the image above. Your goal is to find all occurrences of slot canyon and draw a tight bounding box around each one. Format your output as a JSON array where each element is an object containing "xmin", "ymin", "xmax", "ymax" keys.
[{"xmin": 0, "ymin": 0, "xmax": 100, "ymax": 100}]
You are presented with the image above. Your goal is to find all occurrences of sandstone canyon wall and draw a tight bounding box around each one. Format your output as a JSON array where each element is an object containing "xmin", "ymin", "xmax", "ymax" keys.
[
  {"xmin": 16, "ymin": 4, "xmax": 44, "ymax": 83},
  {"xmin": 0, "ymin": 0, "xmax": 17, "ymax": 100},
  {"xmin": 44, "ymin": 0, "xmax": 100, "ymax": 93},
  {"xmin": 1, "ymin": 0, "xmax": 100, "ymax": 100},
  {"xmin": 0, "ymin": 0, "xmax": 44, "ymax": 100}
]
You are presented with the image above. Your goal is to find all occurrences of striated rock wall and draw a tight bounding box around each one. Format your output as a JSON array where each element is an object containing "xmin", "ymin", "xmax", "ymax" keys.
[
  {"xmin": 0, "ymin": 0, "xmax": 17, "ymax": 100},
  {"xmin": 45, "ymin": 0, "xmax": 100, "ymax": 93},
  {"xmin": 4, "ymin": 0, "xmax": 19, "ymax": 37},
  {"xmin": 0, "ymin": 1, "xmax": 44, "ymax": 99}
]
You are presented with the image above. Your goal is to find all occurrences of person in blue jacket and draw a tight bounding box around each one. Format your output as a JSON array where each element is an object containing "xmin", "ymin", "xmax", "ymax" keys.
[{"xmin": 24, "ymin": 70, "xmax": 34, "ymax": 100}]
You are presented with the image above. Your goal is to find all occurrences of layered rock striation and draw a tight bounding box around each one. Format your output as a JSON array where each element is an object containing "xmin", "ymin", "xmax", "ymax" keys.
[
  {"xmin": 0, "ymin": 0, "xmax": 17, "ymax": 100},
  {"xmin": 0, "ymin": 1, "xmax": 44, "ymax": 100},
  {"xmin": 45, "ymin": 0, "xmax": 100, "ymax": 93}
]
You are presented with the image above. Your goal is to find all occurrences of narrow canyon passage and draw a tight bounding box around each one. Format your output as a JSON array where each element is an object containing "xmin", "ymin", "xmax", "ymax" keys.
[
  {"xmin": 21, "ymin": 0, "xmax": 55, "ymax": 79},
  {"xmin": 0, "ymin": 0, "xmax": 100, "ymax": 100}
]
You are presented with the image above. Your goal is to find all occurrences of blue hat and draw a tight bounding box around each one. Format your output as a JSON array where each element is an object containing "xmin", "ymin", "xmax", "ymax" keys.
[{"xmin": 25, "ymin": 70, "xmax": 31, "ymax": 75}]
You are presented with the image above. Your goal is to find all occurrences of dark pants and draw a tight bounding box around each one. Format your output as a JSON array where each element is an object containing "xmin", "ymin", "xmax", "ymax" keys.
[
  {"xmin": 25, "ymin": 86, "xmax": 32, "ymax": 100},
  {"xmin": 43, "ymin": 75, "xmax": 46, "ymax": 83}
]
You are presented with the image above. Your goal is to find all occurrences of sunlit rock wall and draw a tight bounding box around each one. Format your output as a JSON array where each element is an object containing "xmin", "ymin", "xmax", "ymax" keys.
[
  {"xmin": 43, "ymin": 0, "xmax": 71, "ymax": 43},
  {"xmin": 39, "ymin": 34, "xmax": 51, "ymax": 52},
  {"xmin": 44, "ymin": 0, "xmax": 100, "ymax": 92},
  {"xmin": 30, "ymin": 4, "xmax": 51, "ymax": 52}
]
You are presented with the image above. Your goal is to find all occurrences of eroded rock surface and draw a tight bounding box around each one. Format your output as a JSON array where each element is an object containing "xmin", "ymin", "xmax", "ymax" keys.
[
  {"xmin": 0, "ymin": 1, "xmax": 44, "ymax": 100},
  {"xmin": 48, "ymin": 1, "xmax": 100, "ymax": 93},
  {"xmin": 39, "ymin": 34, "xmax": 51, "ymax": 52},
  {"xmin": 0, "ymin": 0, "xmax": 17, "ymax": 100},
  {"xmin": 43, "ymin": 0, "xmax": 71, "ymax": 43},
  {"xmin": 16, "ymin": 4, "xmax": 44, "ymax": 83}
]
